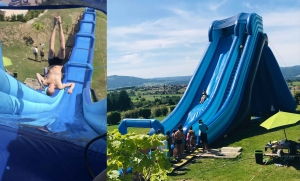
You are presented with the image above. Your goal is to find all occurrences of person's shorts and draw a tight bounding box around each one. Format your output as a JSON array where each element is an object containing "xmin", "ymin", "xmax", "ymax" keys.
[
  {"xmin": 48, "ymin": 57, "xmax": 63, "ymax": 66},
  {"xmin": 175, "ymin": 140, "xmax": 183, "ymax": 145},
  {"xmin": 200, "ymin": 133, "xmax": 208, "ymax": 143}
]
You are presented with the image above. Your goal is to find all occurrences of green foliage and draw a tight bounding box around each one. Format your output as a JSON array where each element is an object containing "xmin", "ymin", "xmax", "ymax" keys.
[
  {"xmin": 139, "ymin": 108, "xmax": 151, "ymax": 118},
  {"xmin": 107, "ymin": 130, "xmax": 172, "ymax": 181},
  {"xmin": 32, "ymin": 22, "xmax": 45, "ymax": 43},
  {"xmin": 154, "ymin": 108, "xmax": 162, "ymax": 117},
  {"xmin": 16, "ymin": 14, "xmax": 23, "ymax": 21},
  {"xmin": 294, "ymin": 92, "xmax": 300, "ymax": 105},
  {"xmin": 108, "ymin": 91, "xmax": 133, "ymax": 112},
  {"xmin": 108, "ymin": 111, "xmax": 121, "ymax": 125},
  {"xmin": 20, "ymin": 15, "xmax": 29, "ymax": 22},
  {"xmin": 11, "ymin": 14, "xmax": 16, "ymax": 21},
  {"xmin": 22, "ymin": 10, "xmax": 44, "ymax": 23},
  {"xmin": 168, "ymin": 98, "xmax": 175, "ymax": 105},
  {"xmin": 123, "ymin": 109, "xmax": 139, "ymax": 118},
  {"xmin": 160, "ymin": 106, "xmax": 169, "ymax": 116},
  {"xmin": 170, "ymin": 106, "xmax": 176, "ymax": 112},
  {"xmin": 0, "ymin": 14, "xmax": 4, "ymax": 21}
]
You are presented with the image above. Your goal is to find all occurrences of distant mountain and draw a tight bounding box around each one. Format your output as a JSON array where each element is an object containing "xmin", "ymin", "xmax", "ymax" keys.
[
  {"xmin": 107, "ymin": 66, "xmax": 300, "ymax": 89},
  {"xmin": 280, "ymin": 66, "xmax": 300, "ymax": 80},
  {"xmin": 107, "ymin": 75, "xmax": 191, "ymax": 90}
]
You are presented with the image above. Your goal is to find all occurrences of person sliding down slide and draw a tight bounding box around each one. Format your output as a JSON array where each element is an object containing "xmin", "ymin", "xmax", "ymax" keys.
[
  {"xmin": 35, "ymin": 16, "xmax": 75, "ymax": 96},
  {"xmin": 36, "ymin": 65, "xmax": 75, "ymax": 96},
  {"xmin": 199, "ymin": 90, "xmax": 208, "ymax": 104}
]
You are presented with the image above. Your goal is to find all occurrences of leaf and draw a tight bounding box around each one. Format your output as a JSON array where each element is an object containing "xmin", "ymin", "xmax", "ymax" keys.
[
  {"xmin": 107, "ymin": 129, "xmax": 171, "ymax": 180},
  {"xmin": 108, "ymin": 170, "xmax": 120, "ymax": 180}
]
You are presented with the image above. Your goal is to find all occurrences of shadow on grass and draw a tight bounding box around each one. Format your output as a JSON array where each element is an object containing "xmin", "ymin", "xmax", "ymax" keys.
[
  {"xmin": 288, "ymin": 159, "xmax": 300, "ymax": 170},
  {"xmin": 168, "ymin": 167, "xmax": 191, "ymax": 176},
  {"xmin": 27, "ymin": 57, "xmax": 40, "ymax": 62}
]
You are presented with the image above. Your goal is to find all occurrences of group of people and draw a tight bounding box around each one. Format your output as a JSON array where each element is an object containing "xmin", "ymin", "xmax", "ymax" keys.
[
  {"xmin": 162, "ymin": 119, "xmax": 210, "ymax": 161},
  {"xmin": 35, "ymin": 16, "xmax": 75, "ymax": 96},
  {"xmin": 33, "ymin": 46, "xmax": 45, "ymax": 62}
]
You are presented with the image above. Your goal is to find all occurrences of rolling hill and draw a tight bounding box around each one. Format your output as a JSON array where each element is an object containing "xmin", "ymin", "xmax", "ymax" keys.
[{"xmin": 107, "ymin": 66, "xmax": 300, "ymax": 89}]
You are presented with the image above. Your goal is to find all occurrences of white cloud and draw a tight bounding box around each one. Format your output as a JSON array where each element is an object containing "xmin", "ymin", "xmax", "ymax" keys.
[
  {"xmin": 108, "ymin": 2, "xmax": 300, "ymax": 78},
  {"xmin": 208, "ymin": 0, "xmax": 228, "ymax": 11}
]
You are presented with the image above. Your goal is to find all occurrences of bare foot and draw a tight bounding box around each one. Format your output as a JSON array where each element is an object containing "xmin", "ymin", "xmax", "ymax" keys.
[{"xmin": 56, "ymin": 16, "xmax": 62, "ymax": 25}]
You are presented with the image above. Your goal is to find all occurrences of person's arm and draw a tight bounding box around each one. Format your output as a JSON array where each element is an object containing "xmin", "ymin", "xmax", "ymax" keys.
[
  {"xmin": 36, "ymin": 73, "xmax": 47, "ymax": 89},
  {"xmin": 57, "ymin": 82, "xmax": 75, "ymax": 94}
]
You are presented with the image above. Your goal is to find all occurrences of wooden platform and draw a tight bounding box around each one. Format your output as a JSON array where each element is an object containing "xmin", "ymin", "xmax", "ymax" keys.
[{"xmin": 171, "ymin": 147, "xmax": 242, "ymax": 171}]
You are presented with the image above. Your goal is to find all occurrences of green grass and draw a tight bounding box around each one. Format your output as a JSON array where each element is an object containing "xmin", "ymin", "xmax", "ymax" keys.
[
  {"xmin": 130, "ymin": 94, "xmax": 180, "ymax": 102},
  {"xmin": 91, "ymin": 10, "xmax": 107, "ymax": 100}
]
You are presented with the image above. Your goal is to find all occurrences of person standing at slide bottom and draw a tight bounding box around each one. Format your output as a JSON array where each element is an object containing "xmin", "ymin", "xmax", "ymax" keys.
[{"xmin": 199, "ymin": 119, "xmax": 209, "ymax": 153}]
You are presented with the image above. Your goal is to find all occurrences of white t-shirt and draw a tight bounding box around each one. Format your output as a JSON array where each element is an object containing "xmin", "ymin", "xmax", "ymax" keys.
[{"xmin": 34, "ymin": 48, "xmax": 38, "ymax": 53}]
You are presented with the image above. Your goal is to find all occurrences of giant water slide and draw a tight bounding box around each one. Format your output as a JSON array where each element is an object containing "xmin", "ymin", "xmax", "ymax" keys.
[
  {"xmin": 0, "ymin": 8, "xmax": 106, "ymax": 180},
  {"xmin": 119, "ymin": 13, "xmax": 296, "ymax": 144}
]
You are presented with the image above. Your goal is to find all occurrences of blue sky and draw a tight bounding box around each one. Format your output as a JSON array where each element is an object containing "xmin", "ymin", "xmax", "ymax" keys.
[{"xmin": 108, "ymin": 0, "xmax": 300, "ymax": 78}]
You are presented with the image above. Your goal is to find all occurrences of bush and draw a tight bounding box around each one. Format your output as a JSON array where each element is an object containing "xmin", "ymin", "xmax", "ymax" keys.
[
  {"xmin": 0, "ymin": 14, "xmax": 4, "ymax": 21},
  {"xmin": 123, "ymin": 109, "xmax": 139, "ymax": 118},
  {"xmin": 170, "ymin": 105, "xmax": 176, "ymax": 112},
  {"xmin": 161, "ymin": 106, "xmax": 168, "ymax": 116},
  {"xmin": 107, "ymin": 130, "xmax": 172, "ymax": 180},
  {"xmin": 17, "ymin": 14, "xmax": 23, "ymax": 21},
  {"xmin": 168, "ymin": 98, "xmax": 175, "ymax": 105},
  {"xmin": 294, "ymin": 92, "xmax": 300, "ymax": 105},
  {"xmin": 20, "ymin": 15, "xmax": 29, "ymax": 22},
  {"xmin": 11, "ymin": 14, "xmax": 16, "ymax": 21},
  {"xmin": 139, "ymin": 108, "xmax": 151, "ymax": 118},
  {"xmin": 153, "ymin": 108, "xmax": 162, "ymax": 117},
  {"xmin": 108, "ymin": 111, "xmax": 121, "ymax": 125}
]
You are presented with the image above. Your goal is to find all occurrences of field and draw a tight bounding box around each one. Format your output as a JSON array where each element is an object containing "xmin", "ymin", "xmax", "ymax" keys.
[
  {"xmin": 1, "ymin": 8, "xmax": 106, "ymax": 99},
  {"xmin": 130, "ymin": 94, "xmax": 180, "ymax": 102}
]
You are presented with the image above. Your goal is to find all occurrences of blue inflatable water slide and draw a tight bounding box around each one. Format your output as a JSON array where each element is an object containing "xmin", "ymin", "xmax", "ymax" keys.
[
  {"xmin": 119, "ymin": 13, "xmax": 296, "ymax": 143},
  {"xmin": 0, "ymin": 8, "xmax": 106, "ymax": 181}
]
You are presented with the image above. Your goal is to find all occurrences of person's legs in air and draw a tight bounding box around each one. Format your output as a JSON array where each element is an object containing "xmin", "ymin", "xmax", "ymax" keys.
[
  {"xmin": 56, "ymin": 16, "xmax": 66, "ymax": 61},
  {"xmin": 48, "ymin": 17, "xmax": 57, "ymax": 64}
]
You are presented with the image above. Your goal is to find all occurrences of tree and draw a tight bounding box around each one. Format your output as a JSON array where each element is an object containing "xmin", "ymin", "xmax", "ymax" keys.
[
  {"xmin": 154, "ymin": 108, "xmax": 162, "ymax": 117},
  {"xmin": 108, "ymin": 111, "xmax": 121, "ymax": 125},
  {"xmin": 139, "ymin": 108, "xmax": 151, "ymax": 118},
  {"xmin": 32, "ymin": 22, "xmax": 44, "ymax": 44},
  {"xmin": 294, "ymin": 92, "xmax": 300, "ymax": 105},
  {"xmin": 0, "ymin": 14, "xmax": 4, "ymax": 21},
  {"xmin": 160, "ymin": 106, "xmax": 168, "ymax": 116},
  {"xmin": 118, "ymin": 90, "xmax": 132, "ymax": 111},
  {"xmin": 108, "ymin": 91, "xmax": 119, "ymax": 111},
  {"xmin": 107, "ymin": 130, "xmax": 172, "ymax": 181}
]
